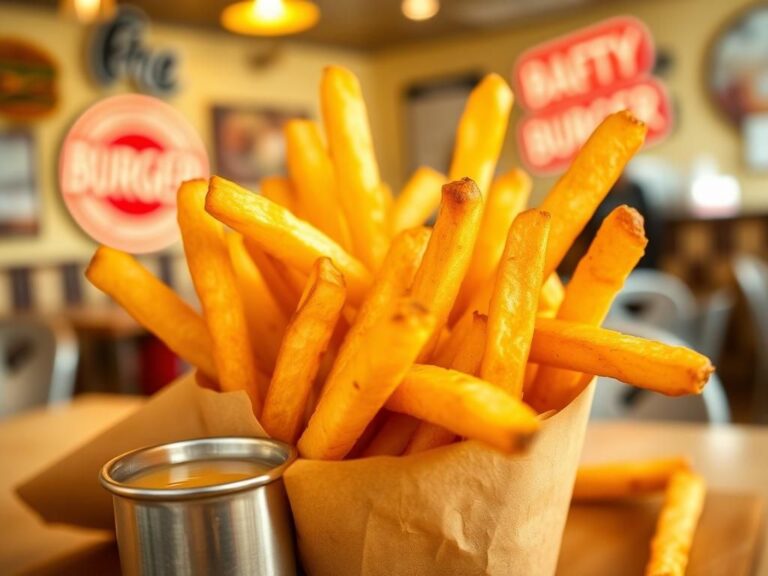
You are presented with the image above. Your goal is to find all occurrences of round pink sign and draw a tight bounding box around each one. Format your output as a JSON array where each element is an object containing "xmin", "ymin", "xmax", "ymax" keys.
[{"xmin": 59, "ymin": 94, "xmax": 209, "ymax": 253}]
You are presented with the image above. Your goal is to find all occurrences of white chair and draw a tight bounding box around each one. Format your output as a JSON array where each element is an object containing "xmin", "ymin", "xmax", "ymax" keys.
[
  {"xmin": 733, "ymin": 256, "xmax": 768, "ymax": 424},
  {"xmin": 0, "ymin": 315, "xmax": 79, "ymax": 418},
  {"xmin": 591, "ymin": 321, "xmax": 731, "ymax": 424},
  {"xmin": 607, "ymin": 270, "xmax": 698, "ymax": 344}
]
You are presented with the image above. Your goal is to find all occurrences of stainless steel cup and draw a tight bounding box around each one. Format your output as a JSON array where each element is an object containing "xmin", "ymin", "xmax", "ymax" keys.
[{"xmin": 100, "ymin": 437, "xmax": 297, "ymax": 576}]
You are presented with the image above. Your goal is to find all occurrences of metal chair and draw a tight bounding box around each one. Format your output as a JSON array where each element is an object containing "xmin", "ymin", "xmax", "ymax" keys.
[
  {"xmin": 607, "ymin": 270, "xmax": 698, "ymax": 344},
  {"xmin": 0, "ymin": 315, "xmax": 79, "ymax": 418},
  {"xmin": 732, "ymin": 256, "xmax": 768, "ymax": 424},
  {"xmin": 591, "ymin": 321, "xmax": 731, "ymax": 424},
  {"xmin": 693, "ymin": 288, "xmax": 735, "ymax": 367}
]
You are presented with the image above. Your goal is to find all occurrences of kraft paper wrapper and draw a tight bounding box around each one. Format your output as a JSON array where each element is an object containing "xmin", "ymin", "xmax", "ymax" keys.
[
  {"xmin": 18, "ymin": 372, "xmax": 595, "ymax": 576},
  {"xmin": 17, "ymin": 373, "xmax": 265, "ymax": 531},
  {"xmin": 285, "ymin": 382, "xmax": 595, "ymax": 576}
]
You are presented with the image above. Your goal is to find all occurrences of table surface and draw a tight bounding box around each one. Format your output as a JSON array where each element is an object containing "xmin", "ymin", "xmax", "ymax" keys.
[{"xmin": 1, "ymin": 396, "xmax": 767, "ymax": 575}]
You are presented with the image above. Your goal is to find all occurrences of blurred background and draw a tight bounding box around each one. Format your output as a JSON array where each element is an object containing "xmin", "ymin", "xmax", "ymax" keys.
[{"xmin": 1, "ymin": 0, "xmax": 766, "ymax": 427}]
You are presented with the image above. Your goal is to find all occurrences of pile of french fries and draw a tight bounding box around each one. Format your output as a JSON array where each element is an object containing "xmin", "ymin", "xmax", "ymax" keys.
[{"xmin": 86, "ymin": 65, "xmax": 714, "ymax": 575}]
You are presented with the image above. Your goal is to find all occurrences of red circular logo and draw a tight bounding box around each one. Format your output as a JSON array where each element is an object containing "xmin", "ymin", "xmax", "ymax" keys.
[{"xmin": 59, "ymin": 94, "xmax": 209, "ymax": 253}]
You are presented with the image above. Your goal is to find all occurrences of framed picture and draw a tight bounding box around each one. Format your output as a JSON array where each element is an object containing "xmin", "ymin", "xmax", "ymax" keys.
[
  {"xmin": 0, "ymin": 130, "xmax": 39, "ymax": 236},
  {"xmin": 211, "ymin": 105, "xmax": 305, "ymax": 190},
  {"xmin": 404, "ymin": 73, "xmax": 482, "ymax": 177}
]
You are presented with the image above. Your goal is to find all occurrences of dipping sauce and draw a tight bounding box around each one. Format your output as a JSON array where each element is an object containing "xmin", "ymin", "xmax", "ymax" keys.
[{"xmin": 125, "ymin": 459, "xmax": 271, "ymax": 489}]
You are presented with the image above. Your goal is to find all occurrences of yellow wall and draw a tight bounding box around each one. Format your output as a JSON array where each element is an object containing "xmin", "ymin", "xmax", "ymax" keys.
[
  {"xmin": 0, "ymin": 3, "xmax": 373, "ymax": 267},
  {"xmin": 371, "ymin": 0, "xmax": 765, "ymax": 210},
  {"xmin": 1, "ymin": 0, "xmax": 765, "ymax": 269}
]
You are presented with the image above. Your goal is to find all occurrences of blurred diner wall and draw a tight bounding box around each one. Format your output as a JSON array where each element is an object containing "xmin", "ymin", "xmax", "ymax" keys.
[
  {"xmin": 370, "ymin": 0, "xmax": 764, "ymax": 211},
  {"xmin": 0, "ymin": 2, "xmax": 374, "ymax": 277}
]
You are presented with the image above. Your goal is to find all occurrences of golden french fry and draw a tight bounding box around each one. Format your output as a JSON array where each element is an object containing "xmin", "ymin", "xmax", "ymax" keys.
[
  {"xmin": 285, "ymin": 119, "xmax": 352, "ymax": 249},
  {"xmin": 321, "ymin": 65, "xmax": 389, "ymax": 269},
  {"xmin": 178, "ymin": 180, "xmax": 262, "ymax": 413},
  {"xmin": 390, "ymin": 166, "xmax": 446, "ymax": 235},
  {"xmin": 260, "ymin": 176, "xmax": 297, "ymax": 214},
  {"xmin": 405, "ymin": 312, "xmax": 488, "ymax": 454},
  {"xmin": 538, "ymin": 273, "xmax": 564, "ymax": 318},
  {"xmin": 243, "ymin": 240, "xmax": 303, "ymax": 317},
  {"xmin": 449, "ymin": 73, "xmax": 514, "ymax": 195},
  {"xmin": 529, "ymin": 318, "xmax": 714, "ymax": 406},
  {"xmin": 645, "ymin": 471, "xmax": 706, "ymax": 576},
  {"xmin": 411, "ymin": 178, "xmax": 484, "ymax": 360},
  {"xmin": 481, "ymin": 209, "xmax": 551, "ymax": 398},
  {"xmin": 539, "ymin": 110, "xmax": 647, "ymax": 277},
  {"xmin": 451, "ymin": 168, "xmax": 531, "ymax": 325},
  {"xmin": 206, "ymin": 176, "xmax": 372, "ymax": 305},
  {"xmin": 387, "ymin": 364, "xmax": 539, "ymax": 454},
  {"xmin": 530, "ymin": 206, "xmax": 647, "ymax": 410},
  {"xmin": 227, "ymin": 233, "xmax": 288, "ymax": 374},
  {"xmin": 298, "ymin": 299, "xmax": 435, "ymax": 460},
  {"xmin": 573, "ymin": 457, "xmax": 690, "ymax": 502},
  {"xmin": 261, "ymin": 258, "xmax": 346, "ymax": 444},
  {"xmin": 325, "ymin": 227, "xmax": 431, "ymax": 392},
  {"xmin": 86, "ymin": 246, "xmax": 217, "ymax": 379},
  {"xmin": 360, "ymin": 413, "xmax": 421, "ymax": 457}
]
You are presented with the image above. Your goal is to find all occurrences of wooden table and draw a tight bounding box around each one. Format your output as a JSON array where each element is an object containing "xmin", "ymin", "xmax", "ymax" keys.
[{"xmin": 1, "ymin": 398, "xmax": 766, "ymax": 575}]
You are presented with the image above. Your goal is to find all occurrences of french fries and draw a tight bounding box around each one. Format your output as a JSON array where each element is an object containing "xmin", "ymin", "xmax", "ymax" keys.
[
  {"xmin": 285, "ymin": 119, "xmax": 352, "ymax": 250},
  {"xmin": 206, "ymin": 175, "xmax": 372, "ymax": 305},
  {"xmin": 645, "ymin": 471, "xmax": 706, "ymax": 576},
  {"xmin": 411, "ymin": 178, "xmax": 484, "ymax": 359},
  {"xmin": 390, "ymin": 166, "xmax": 446, "ymax": 235},
  {"xmin": 261, "ymin": 258, "xmax": 346, "ymax": 444},
  {"xmin": 448, "ymin": 73, "xmax": 513, "ymax": 195},
  {"xmin": 405, "ymin": 312, "xmax": 488, "ymax": 454},
  {"xmin": 451, "ymin": 168, "xmax": 532, "ymax": 325},
  {"xmin": 360, "ymin": 413, "xmax": 420, "ymax": 457},
  {"xmin": 86, "ymin": 246, "xmax": 217, "ymax": 379},
  {"xmin": 321, "ymin": 65, "xmax": 389, "ymax": 269},
  {"xmin": 538, "ymin": 273, "xmax": 565, "ymax": 318},
  {"xmin": 529, "ymin": 206, "xmax": 648, "ymax": 410},
  {"xmin": 387, "ymin": 365, "xmax": 540, "ymax": 453},
  {"xmin": 539, "ymin": 110, "xmax": 647, "ymax": 277},
  {"xmin": 178, "ymin": 180, "xmax": 263, "ymax": 412},
  {"xmin": 572, "ymin": 457, "xmax": 690, "ymax": 502},
  {"xmin": 530, "ymin": 318, "xmax": 714, "ymax": 402},
  {"xmin": 243, "ymin": 240, "xmax": 303, "ymax": 317},
  {"xmin": 260, "ymin": 176, "xmax": 297, "ymax": 214},
  {"xmin": 481, "ymin": 210, "xmax": 551, "ymax": 398},
  {"xmin": 227, "ymin": 234, "xmax": 288, "ymax": 374},
  {"xmin": 298, "ymin": 299, "xmax": 435, "ymax": 460}
]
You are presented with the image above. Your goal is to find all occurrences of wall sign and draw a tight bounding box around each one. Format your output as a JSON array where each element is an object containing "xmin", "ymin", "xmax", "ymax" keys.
[
  {"xmin": 0, "ymin": 38, "xmax": 58, "ymax": 120},
  {"xmin": 59, "ymin": 94, "xmax": 209, "ymax": 253},
  {"xmin": 90, "ymin": 6, "xmax": 179, "ymax": 96},
  {"xmin": 513, "ymin": 17, "xmax": 673, "ymax": 174}
]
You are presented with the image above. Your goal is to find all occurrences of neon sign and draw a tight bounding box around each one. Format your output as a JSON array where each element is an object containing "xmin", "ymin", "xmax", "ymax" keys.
[{"xmin": 513, "ymin": 17, "xmax": 673, "ymax": 174}]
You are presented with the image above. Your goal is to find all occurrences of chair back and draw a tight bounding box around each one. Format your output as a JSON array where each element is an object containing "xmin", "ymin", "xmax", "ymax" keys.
[
  {"xmin": 0, "ymin": 316, "xmax": 79, "ymax": 418},
  {"xmin": 607, "ymin": 270, "xmax": 697, "ymax": 342},
  {"xmin": 732, "ymin": 256, "xmax": 768, "ymax": 423}
]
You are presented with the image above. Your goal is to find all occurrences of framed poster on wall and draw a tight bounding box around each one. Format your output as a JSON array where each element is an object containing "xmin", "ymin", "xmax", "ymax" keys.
[
  {"xmin": 404, "ymin": 73, "xmax": 482, "ymax": 178},
  {"xmin": 0, "ymin": 131, "xmax": 38, "ymax": 236},
  {"xmin": 211, "ymin": 105, "xmax": 306, "ymax": 190}
]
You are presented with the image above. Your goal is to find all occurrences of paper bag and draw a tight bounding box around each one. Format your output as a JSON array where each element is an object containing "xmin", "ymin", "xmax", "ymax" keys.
[
  {"xmin": 284, "ymin": 383, "xmax": 595, "ymax": 576},
  {"xmin": 18, "ymin": 372, "xmax": 594, "ymax": 576},
  {"xmin": 17, "ymin": 373, "xmax": 264, "ymax": 531}
]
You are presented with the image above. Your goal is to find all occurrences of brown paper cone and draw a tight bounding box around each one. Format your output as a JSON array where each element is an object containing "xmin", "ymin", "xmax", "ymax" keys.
[
  {"xmin": 18, "ymin": 372, "xmax": 594, "ymax": 576},
  {"xmin": 284, "ymin": 383, "xmax": 595, "ymax": 576},
  {"xmin": 17, "ymin": 373, "xmax": 264, "ymax": 531}
]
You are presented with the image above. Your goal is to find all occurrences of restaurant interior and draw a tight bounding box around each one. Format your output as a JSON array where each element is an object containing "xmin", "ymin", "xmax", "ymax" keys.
[{"xmin": 1, "ymin": 0, "xmax": 767, "ymax": 574}]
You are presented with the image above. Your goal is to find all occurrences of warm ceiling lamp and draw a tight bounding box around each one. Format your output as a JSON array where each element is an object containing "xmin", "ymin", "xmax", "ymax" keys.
[
  {"xmin": 402, "ymin": 0, "xmax": 440, "ymax": 21},
  {"xmin": 221, "ymin": 0, "xmax": 320, "ymax": 36},
  {"xmin": 60, "ymin": 0, "xmax": 115, "ymax": 23}
]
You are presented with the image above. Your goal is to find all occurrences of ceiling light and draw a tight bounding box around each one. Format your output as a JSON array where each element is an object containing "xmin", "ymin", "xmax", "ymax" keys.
[
  {"xmin": 221, "ymin": 0, "xmax": 319, "ymax": 36},
  {"xmin": 402, "ymin": 0, "xmax": 440, "ymax": 21},
  {"xmin": 60, "ymin": 0, "xmax": 115, "ymax": 23}
]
